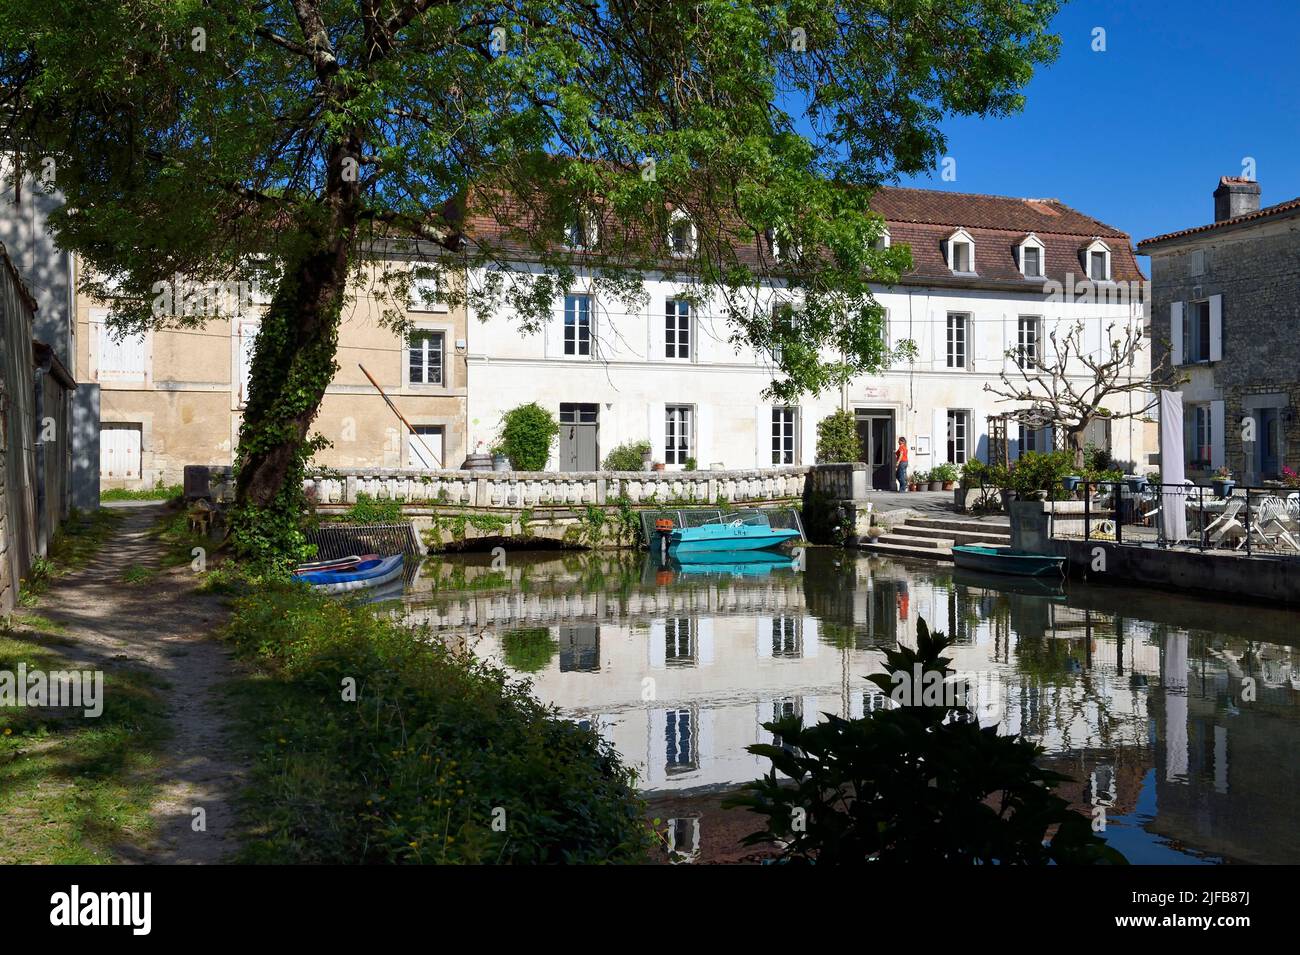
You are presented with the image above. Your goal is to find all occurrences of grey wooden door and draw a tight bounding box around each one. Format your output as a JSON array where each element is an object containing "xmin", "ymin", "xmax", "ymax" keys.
[{"xmin": 559, "ymin": 403, "xmax": 599, "ymax": 471}]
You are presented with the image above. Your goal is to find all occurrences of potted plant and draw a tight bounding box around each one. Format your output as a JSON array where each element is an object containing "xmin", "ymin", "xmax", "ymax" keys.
[
  {"xmin": 652, "ymin": 461, "xmax": 666, "ymax": 472},
  {"xmin": 490, "ymin": 443, "xmax": 510, "ymax": 471},
  {"xmin": 1125, "ymin": 474, "xmax": 1147, "ymax": 494},
  {"xmin": 1212, "ymin": 466, "xmax": 1234, "ymax": 498},
  {"xmin": 933, "ymin": 462, "xmax": 958, "ymax": 490},
  {"xmin": 1061, "ymin": 474, "xmax": 1082, "ymax": 492},
  {"xmin": 909, "ymin": 470, "xmax": 924, "ymax": 491}
]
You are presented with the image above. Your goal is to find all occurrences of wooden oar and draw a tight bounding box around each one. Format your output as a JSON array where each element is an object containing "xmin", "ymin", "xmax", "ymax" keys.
[{"xmin": 358, "ymin": 362, "xmax": 443, "ymax": 468}]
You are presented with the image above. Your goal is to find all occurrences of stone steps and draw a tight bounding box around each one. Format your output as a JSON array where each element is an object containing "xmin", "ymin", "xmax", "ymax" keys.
[
  {"xmin": 890, "ymin": 525, "xmax": 1011, "ymax": 546},
  {"xmin": 860, "ymin": 513, "xmax": 1010, "ymax": 560}
]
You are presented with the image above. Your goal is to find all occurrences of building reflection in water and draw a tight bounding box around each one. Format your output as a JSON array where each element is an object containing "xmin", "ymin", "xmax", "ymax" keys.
[{"xmin": 402, "ymin": 548, "xmax": 1300, "ymax": 863}]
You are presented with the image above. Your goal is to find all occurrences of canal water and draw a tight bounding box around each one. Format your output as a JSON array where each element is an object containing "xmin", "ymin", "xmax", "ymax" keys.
[{"xmin": 399, "ymin": 547, "xmax": 1300, "ymax": 864}]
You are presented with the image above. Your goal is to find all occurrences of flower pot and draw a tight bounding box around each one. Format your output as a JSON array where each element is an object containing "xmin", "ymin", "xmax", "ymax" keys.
[
  {"xmin": 908, "ymin": 482, "xmax": 918, "ymax": 492},
  {"xmin": 928, "ymin": 480, "xmax": 943, "ymax": 491},
  {"xmin": 652, "ymin": 462, "xmax": 666, "ymax": 472},
  {"xmin": 1126, "ymin": 476, "xmax": 1147, "ymax": 494},
  {"xmin": 1212, "ymin": 479, "xmax": 1235, "ymax": 498},
  {"xmin": 1000, "ymin": 489, "xmax": 1017, "ymax": 511},
  {"xmin": 942, "ymin": 481, "xmax": 955, "ymax": 491},
  {"xmin": 1062, "ymin": 475, "xmax": 1081, "ymax": 492},
  {"xmin": 641, "ymin": 451, "xmax": 654, "ymax": 471},
  {"xmin": 492, "ymin": 453, "xmax": 510, "ymax": 472}
]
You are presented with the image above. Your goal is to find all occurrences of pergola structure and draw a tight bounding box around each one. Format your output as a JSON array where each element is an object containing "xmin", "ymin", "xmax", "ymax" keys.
[{"xmin": 986, "ymin": 407, "xmax": 1067, "ymax": 468}]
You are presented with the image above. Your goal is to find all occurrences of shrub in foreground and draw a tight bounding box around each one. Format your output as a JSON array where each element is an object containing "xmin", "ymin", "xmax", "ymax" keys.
[{"xmin": 225, "ymin": 585, "xmax": 649, "ymax": 863}]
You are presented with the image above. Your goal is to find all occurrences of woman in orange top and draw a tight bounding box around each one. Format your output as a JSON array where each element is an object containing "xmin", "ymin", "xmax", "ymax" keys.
[{"xmin": 895, "ymin": 437, "xmax": 908, "ymax": 492}]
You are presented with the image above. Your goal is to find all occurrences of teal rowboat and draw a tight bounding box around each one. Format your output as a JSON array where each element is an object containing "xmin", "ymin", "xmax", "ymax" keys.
[
  {"xmin": 669, "ymin": 517, "xmax": 801, "ymax": 554},
  {"xmin": 951, "ymin": 544, "xmax": 1065, "ymax": 578}
]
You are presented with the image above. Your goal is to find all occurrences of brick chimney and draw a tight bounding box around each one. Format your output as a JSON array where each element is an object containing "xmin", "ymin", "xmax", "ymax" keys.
[{"xmin": 1214, "ymin": 176, "xmax": 1261, "ymax": 222}]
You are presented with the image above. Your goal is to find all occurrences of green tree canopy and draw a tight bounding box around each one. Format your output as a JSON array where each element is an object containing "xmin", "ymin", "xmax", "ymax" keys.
[{"xmin": 0, "ymin": 0, "xmax": 1060, "ymax": 560}]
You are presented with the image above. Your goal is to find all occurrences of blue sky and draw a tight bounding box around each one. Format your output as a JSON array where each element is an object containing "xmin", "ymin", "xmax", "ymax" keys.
[{"xmin": 894, "ymin": 0, "xmax": 1300, "ymax": 258}]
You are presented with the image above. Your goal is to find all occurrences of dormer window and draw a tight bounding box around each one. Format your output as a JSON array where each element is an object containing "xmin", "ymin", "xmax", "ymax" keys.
[
  {"xmin": 667, "ymin": 209, "xmax": 697, "ymax": 257},
  {"xmin": 946, "ymin": 229, "xmax": 975, "ymax": 274},
  {"xmin": 564, "ymin": 206, "xmax": 599, "ymax": 251},
  {"xmin": 1085, "ymin": 239, "xmax": 1112, "ymax": 281},
  {"xmin": 1019, "ymin": 234, "xmax": 1045, "ymax": 278},
  {"xmin": 869, "ymin": 228, "xmax": 891, "ymax": 252},
  {"xmin": 766, "ymin": 226, "xmax": 799, "ymax": 264}
]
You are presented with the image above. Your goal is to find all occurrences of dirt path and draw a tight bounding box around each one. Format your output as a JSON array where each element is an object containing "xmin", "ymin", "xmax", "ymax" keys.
[{"xmin": 33, "ymin": 503, "xmax": 246, "ymax": 863}]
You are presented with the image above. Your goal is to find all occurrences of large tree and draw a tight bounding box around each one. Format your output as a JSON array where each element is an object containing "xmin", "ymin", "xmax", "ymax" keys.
[{"xmin": 0, "ymin": 0, "xmax": 1059, "ymax": 561}]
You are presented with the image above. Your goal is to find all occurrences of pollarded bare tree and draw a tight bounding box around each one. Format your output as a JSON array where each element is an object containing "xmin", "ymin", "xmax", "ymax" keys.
[{"xmin": 984, "ymin": 318, "xmax": 1180, "ymax": 469}]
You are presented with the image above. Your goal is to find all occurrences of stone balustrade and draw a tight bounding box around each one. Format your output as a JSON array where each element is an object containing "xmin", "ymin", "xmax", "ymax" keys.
[{"xmin": 293, "ymin": 466, "xmax": 809, "ymax": 508}]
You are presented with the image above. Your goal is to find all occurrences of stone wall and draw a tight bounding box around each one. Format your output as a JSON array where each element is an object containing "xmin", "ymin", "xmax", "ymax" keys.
[{"xmin": 1148, "ymin": 220, "xmax": 1300, "ymax": 481}]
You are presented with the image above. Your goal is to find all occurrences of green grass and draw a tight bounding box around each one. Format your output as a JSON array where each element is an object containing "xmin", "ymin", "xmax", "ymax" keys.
[
  {"xmin": 222, "ymin": 584, "xmax": 651, "ymax": 864},
  {"xmin": 0, "ymin": 627, "xmax": 168, "ymax": 863},
  {"xmin": 100, "ymin": 485, "xmax": 183, "ymax": 503},
  {"xmin": 121, "ymin": 565, "xmax": 157, "ymax": 585}
]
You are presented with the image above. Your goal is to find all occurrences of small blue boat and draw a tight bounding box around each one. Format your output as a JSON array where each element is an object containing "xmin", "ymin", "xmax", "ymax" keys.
[
  {"xmin": 951, "ymin": 544, "xmax": 1065, "ymax": 578},
  {"xmin": 298, "ymin": 554, "xmax": 405, "ymax": 593},
  {"xmin": 669, "ymin": 514, "xmax": 801, "ymax": 554}
]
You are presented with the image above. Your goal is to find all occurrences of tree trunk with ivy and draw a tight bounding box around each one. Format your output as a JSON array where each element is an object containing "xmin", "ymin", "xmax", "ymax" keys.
[{"xmin": 229, "ymin": 143, "xmax": 361, "ymax": 565}]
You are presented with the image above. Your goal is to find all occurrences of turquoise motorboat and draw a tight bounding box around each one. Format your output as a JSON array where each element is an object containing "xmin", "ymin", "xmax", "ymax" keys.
[
  {"xmin": 667, "ymin": 514, "xmax": 801, "ymax": 554},
  {"xmin": 951, "ymin": 544, "xmax": 1065, "ymax": 578}
]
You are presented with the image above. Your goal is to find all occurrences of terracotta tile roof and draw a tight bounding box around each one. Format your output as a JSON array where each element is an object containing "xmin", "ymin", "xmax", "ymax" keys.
[
  {"xmin": 460, "ymin": 181, "xmax": 1145, "ymax": 286},
  {"xmin": 1137, "ymin": 194, "xmax": 1300, "ymax": 250},
  {"xmin": 870, "ymin": 186, "xmax": 1144, "ymax": 284}
]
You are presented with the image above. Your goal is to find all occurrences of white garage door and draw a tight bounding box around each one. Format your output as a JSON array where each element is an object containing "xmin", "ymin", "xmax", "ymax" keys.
[
  {"xmin": 100, "ymin": 424, "xmax": 142, "ymax": 479},
  {"xmin": 407, "ymin": 426, "xmax": 444, "ymax": 469}
]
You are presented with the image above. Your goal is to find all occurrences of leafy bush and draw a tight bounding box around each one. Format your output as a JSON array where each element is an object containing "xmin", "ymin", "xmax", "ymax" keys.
[
  {"xmin": 497, "ymin": 402, "xmax": 560, "ymax": 470},
  {"xmin": 343, "ymin": 492, "xmax": 404, "ymax": 525},
  {"xmin": 601, "ymin": 440, "xmax": 652, "ymax": 471},
  {"xmin": 815, "ymin": 410, "xmax": 863, "ymax": 463},
  {"xmin": 726, "ymin": 618, "xmax": 1126, "ymax": 865},
  {"xmin": 225, "ymin": 585, "xmax": 650, "ymax": 864},
  {"xmin": 931, "ymin": 462, "xmax": 959, "ymax": 483}
]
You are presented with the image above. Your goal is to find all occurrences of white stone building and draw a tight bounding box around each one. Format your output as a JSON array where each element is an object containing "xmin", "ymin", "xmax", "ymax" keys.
[{"xmin": 465, "ymin": 187, "xmax": 1150, "ymax": 486}]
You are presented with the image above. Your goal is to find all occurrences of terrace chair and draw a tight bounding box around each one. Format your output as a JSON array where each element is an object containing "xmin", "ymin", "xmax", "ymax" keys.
[
  {"xmin": 1250, "ymin": 497, "xmax": 1300, "ymax": 553},
  {"xmin": 1287, "ymin": 493, "xmax": 1300, "ymax": 521},
  {"xmin": 1205, "ymin": 497, "xmax": 1247, "ymax": 549}
]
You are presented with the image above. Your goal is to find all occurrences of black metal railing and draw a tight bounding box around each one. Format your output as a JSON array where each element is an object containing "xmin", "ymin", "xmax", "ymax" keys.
[{"xmin": 1056, "ymin": 480, "xmax": 1300, "ymax": 557}]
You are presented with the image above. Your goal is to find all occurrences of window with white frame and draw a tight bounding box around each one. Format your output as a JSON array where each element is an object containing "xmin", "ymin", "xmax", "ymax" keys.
[
  {"xmin": 947, "ymin": 409, "xmax": 970, "ymax": 464},
  {"xmin": 1020, "ymin": 236, "xmax": 1045, "ymax": 278},
  {"xmin": 667, "ymin": 210, "xmax": 696, "ymax": 257},
  {"xmin": 771, "ymin": 617, "xmax": 803, "ymax": 658},
  {"xmin": 407, "ymin": 330, "xmax": 445, "ymax": 385},
  {"xmin": 407, "ymin": 263, "xmax": 448, "ymax": 312},
  {"xmin": 665, "ymin": 299, "xmax": 691, "ymax": 359},
  {"xmin": 664, "ymin": 618, "xmax": 697, "ymax": 668},
  {"xmin": 1017, "ymin": 316, "xmax": 1040, "ymax": 369},
  {"xmin": 770, "ymin": 299, "xmax": 795, "ymax": 364},
  {"xmin": 563, "ymin": 293, "xmax": 592, "ymax": 356},
  {"xmin": 1183, "ymin": 300, "xmax": 1212, "ymax": 363},
  {"xmin": 93, "ymin": 312, "xmax": 147, "ymax": 382},
  {"xmin": 946, "ymin": 313, "xmax": 968, "ymax": 369},
  {"xmin": 1085, "ymin": 241, "xmax": 1111, "ymax": 281},
  {"xmin": 664, "ymin": 708, "xmax": 697, "ymax": 774},
  {"xmin": 564, "ymin": 206, "xmax": 598, "ymax": 250},
  {"xmin": 772, "ymin": 407, "xmax": 798, "ymax": 465},
  {"xmin": 1186, "ymin": 403, "xmax": 1213, "ymax": 469},
  {"xmin": 869, "ymin": 229, "xmax": 891, "ymax": 252},
  {"xmin": 947, "ymin": 230, "xmax": 975, "ymax": 273},
  {"xmin": 665, "ymin": 405, "xmax": 693, "ymax": 465}
]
